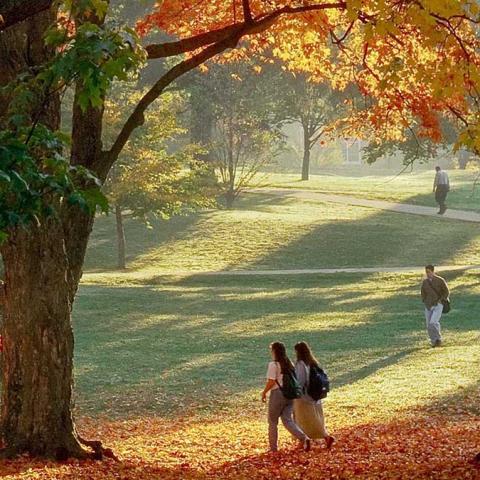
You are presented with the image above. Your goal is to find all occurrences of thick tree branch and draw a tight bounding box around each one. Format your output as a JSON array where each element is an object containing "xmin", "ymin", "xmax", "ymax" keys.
[
  {"xmin": 0, "ymin": 0, "xmax": 53, "ymax": 31},
  {"xmin": 99, "ymin": 34, "xmax": 243, "ymax": 180},
  {"xmin": 146, "ymin": 24, "xmax": 244, "ymax": 59},
  {"xmin": 242, "ymin": 0, "xmax": 253, "ymax": 23},
  {"xmin": 145, "ymin": 2, "xmax": 347, "ymax": 59}
]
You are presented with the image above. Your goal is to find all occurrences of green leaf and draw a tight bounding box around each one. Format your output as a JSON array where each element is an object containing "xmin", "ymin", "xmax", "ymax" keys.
[
  {"xmin": 67, "ymin": 192, "xmax": 87, "ymax": 211},
  {"xmin": 82, "ymin": 187, "xmax": 109, "ymax": 213},
  {"xmin": 10, "ymin": 171, "xmax": 29, "ymax": 191},
  {"xmin": 0, "ymin": 171, "xmax": 11, "ymax": 183}
]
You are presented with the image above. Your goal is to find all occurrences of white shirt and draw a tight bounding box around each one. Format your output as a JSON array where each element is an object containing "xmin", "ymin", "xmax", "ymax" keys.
[
  {"xmin": 266, "ymin": 361, "xmax": 282, "ymax": 389},
  {"xmin": 434, "ymin": 170, "xmax": 449, "ymax": 187},
  {"xmin": 295, "ymin": 361, "xmax": 318, "ymax": 404}
]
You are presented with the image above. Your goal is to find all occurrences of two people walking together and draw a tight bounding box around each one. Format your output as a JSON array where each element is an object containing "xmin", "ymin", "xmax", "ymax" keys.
[
  {"xmin": 261, "ymin": 266, "xmax": 451, "ymax": 453},
  {"xmin": 262, "ymin": 341, "xmax": 334, "ymax": 452}
]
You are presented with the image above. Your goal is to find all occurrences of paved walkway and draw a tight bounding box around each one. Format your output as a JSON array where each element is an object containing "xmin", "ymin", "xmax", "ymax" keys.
[
  {"xmin": 249, "ymin": 188, "xmax": 480, "ymax": 223},
  {"xmin": 188, "ymin": 264, "xmax": 479, "ymax": 276},
  {"xmin": 83, "ymin": 188, "xmax": 480, "ymax": 282},
  {"xmin": 175, "ymin": 188, "xmax": 480, "ymax": 277}
]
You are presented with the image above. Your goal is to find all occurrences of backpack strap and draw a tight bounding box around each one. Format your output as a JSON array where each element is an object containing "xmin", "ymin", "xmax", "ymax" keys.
[{"xmin": 274, "ymin": 362, "xmax": 282, "ymax": 389}]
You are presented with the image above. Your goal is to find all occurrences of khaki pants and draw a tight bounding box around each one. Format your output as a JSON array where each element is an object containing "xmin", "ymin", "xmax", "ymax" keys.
[
  {"xmin": 268, "ymin": 389, "xmax": 307, "ymax": 451},
  {"xmin": 425, "ymin": 303, "xmax": 443, "ymax": 344},
  {"xmin": 293, "ymin": 397, "xmax": 329, "ymax": 439}
]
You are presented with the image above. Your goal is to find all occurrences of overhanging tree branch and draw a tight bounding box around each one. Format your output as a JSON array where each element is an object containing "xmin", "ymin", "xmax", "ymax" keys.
[
  {"xmin": 242, "ymin": 0, "xmax": 254, "ymax": 23},
  {"xmin": 0, "ymin": 0, "xmax": 53, "ymax": 30},
  {"xmin": 100, "ymin": 35, "xmax": 243, "ymax": 179},
  {"xmin": 146, "ymin": 24, "xmax": 244, "ymax": 59},
  {"xmin": 145, "ymin": 2, "xmax": 347, "ymax": 59},
  {"xmin": 105, "ymin": 1, "xmax": 349, "ymax": 178}
]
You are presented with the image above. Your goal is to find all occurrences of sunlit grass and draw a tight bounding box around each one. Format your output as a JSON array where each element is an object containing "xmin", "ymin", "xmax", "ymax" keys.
[
  {"xmin": 73, "ymin": 271, "xmax": 480, "ymax": 428},
  {"xmin": 83, "ymin": 192, "xmax": 480, "ymax": 281}
]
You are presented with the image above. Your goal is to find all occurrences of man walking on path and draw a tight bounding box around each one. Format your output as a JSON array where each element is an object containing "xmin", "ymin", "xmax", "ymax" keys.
[
  {"xmin": 421, "ymin": 265, "xmax": 450, "ymax": 347},
  {"xmin": 433, "ymin": 166, "xmax": 450, "ymax": 214}
]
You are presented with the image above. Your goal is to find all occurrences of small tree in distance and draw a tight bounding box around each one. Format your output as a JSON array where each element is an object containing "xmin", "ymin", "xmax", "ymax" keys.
[
  {"xmin": 198, "ymin": 62, "xmax": 285, "ymax": 207},
  {"xmin": 103, "ymin": 85, "xmax": 216, "ymax": 269},
  {"xmin": 277, "ymin": 71, "xmax": 346, "ymax": 180}
]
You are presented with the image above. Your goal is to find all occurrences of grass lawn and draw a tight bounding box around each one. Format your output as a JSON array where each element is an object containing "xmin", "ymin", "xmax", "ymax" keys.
[
  {"xmin": 63, "ymin": 270, "xmax": 480, "ymax": 479},
  {"xmin": 83, "ymin": 192, "xmax": 480, "ymax": 282},
  {"xmin": 264, "ymin": 170, "xmax": 480, "ymax": 212},
  {"xmin": 74, "ymin": 271, "xmax": 480, "ymax": 425}
]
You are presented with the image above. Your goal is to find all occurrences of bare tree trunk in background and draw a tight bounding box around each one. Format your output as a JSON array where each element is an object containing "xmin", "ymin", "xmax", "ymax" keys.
[
  {"xmin": 301, "ymin": 123, "xmax": 312, "ymax": 181},
  {"xmin": 115, "ymin": 204, "xmax": 127, "ymax": 270}
]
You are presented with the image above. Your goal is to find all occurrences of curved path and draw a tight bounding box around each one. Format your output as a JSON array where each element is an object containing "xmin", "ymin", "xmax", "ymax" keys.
[
  {"xmin": 182, "ymin": 188, "xmax": 480, "ymax": 276},
  {"xmin": 188, "ymin": 265, "xmax": 480, "ymax": 276},
  {"xmin": 249, "ymin": 188, "xmax": 480, "ymax": 223},
  {"xmin": 83, "ymin": 189, "xmax": 480, "ymax": 282}
]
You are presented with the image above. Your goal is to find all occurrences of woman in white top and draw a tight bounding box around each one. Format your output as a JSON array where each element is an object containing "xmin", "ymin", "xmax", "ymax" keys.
[
  {"xmin": 294, "ymin": 341, "xmax": 335, "ymax": 449},
  {"xmin": 261, "ymin": 341, "xmax": 311, "ymax": 452}
]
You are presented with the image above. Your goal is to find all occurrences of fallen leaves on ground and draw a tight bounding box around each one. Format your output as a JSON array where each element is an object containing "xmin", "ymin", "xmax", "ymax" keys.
[{"xmin": 0, "ymin": 410, "xmax": 479, "ymax": 480}]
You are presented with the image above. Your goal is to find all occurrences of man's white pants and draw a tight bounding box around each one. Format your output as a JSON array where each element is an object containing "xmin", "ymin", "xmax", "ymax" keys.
[{"xmin": 425, "ymin": 303, "xmax": 443, "ymax": 344}]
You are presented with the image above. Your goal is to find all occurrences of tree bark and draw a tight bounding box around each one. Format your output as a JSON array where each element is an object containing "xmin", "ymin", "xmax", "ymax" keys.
[
  {"xmin": 0, "ymin": 221, "xmax": 91, "ymax": 459},
  {"xmin": 301, "ymin": 125, "xmax": 312, "ymax": 181},
  {"xmin": 0, "ymin": 0, "xmax": 53, "ymax": 32},
  {"xmin": 0, "ymin": 7, "xmax": 104, "ymax": 460},
  {"xmin": 224, "ymin": 188, "xmax": 236, "ymax": 209},
  {"xmin": 115, "ymin": 204, "xmax": 127, "ymax": 270}
]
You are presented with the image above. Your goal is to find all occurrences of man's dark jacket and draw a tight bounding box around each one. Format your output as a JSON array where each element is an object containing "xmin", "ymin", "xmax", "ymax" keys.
[{"xmin": 421, "ymin": 275, "xmax": 450, "ymax": 309}]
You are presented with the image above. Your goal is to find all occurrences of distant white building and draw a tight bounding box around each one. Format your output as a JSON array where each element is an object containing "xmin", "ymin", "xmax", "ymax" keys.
[{"xmin": 342, "ymin": 139, "xmax": 364, "ymax": 164}]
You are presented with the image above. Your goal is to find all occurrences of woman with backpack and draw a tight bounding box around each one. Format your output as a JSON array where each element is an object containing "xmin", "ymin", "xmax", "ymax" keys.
[
  {"xmin": 294, "ymin": 341, "xmax": 335, "ymax": 449},
  {"xmin": 261, "ymin": 341, "xmax": 311, "ymax": 452}
]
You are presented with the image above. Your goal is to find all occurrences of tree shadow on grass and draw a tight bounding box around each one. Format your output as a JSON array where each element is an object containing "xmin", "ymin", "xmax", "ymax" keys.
[
  {"xmin": 72, "ymin": 271, "xmax": 479, "ymax": 418},
  {"xmin": 226, "ymin": 192, "xmax": 480, "ymax": 271},
  {"xmin": 84, "ymin": 212, "xmax": 206, "ymax": 272},
  {"xmin": 83, "ymin": 194, "xmax": 295, "ymax": 273}
]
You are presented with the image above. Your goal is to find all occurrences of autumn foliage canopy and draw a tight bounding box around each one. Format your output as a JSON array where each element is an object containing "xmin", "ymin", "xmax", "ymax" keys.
[{"xmin": 139, "ymin": 0, "xmax": 480, "ymax": 151}]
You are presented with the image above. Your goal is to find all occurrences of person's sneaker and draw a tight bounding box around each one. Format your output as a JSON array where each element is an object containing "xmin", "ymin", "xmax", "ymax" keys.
[
  {"xmin": 432, "ymin": 339, "xmax": 442, "ymax": 347},
  {"xmin": 303, "ymin": 438, "xmax": 311, "ymax": 452},
  {"xmin": 325, "ymin": 436, "xmax": 335, "ymax": 450}
]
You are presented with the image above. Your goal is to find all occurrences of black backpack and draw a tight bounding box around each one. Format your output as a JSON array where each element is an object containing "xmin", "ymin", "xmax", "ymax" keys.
[
  {"xmin": 277, "ymin": 369, "xmax": 303, "ymax": 400},
  {"xmin": 307, "ymin": 365, "xmax": 330, "ymax": 401}
]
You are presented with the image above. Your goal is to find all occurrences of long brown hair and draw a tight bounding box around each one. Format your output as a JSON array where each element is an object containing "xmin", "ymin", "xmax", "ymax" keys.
[
  {"xmin": 294, "ymin": 341, "xmax": 319, "ymax": 368},
  {"xmin": 270, "ymin": 341, "xmax": 294, "ymax": 373}
]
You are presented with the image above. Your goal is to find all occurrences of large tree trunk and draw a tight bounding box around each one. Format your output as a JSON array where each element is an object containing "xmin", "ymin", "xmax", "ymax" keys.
[
  {"xmin": 0, "ymin": 5, "xmax": 107, "ymax": 460},
  {"xmin": 301, "ymin": 125, "xmax": 311, "ymax": 181},
  {"xmin": 115, "ymin": 204, "xmax": 127, "ymax": 270},
  {"xmin": 225, "ymin": 189, "xmax": 236, "ymax": 209},
  {"xmin": 0, "ymin": 220, "xmax": 92, "ymax": 459}
]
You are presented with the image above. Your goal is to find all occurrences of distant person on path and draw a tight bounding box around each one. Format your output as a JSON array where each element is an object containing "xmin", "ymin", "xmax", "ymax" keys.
[
  {"xmin": 293, "ymin": 341, "xmax": 335, "ymax": 449},
  {"xmin": 421, "ymin": 265, "xmax": 450, "ymax": 347},
  {"xmin": 433, "ymin": 166, "xmax": 450, "ymax": 214},
  {"xmin": 261, "ymin": 341, "xmax": 311, "ymax": 452}
]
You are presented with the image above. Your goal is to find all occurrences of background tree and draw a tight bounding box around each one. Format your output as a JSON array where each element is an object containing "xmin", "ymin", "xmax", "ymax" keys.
[
  {"xmin": 200, "ymin": 62, "xmax": 285, "ymax": 207},
  {"xmin": 103, "ymin": 84, "xmax": 215, "ymax": 269},
  {"xmin": 276, "ymin": 72, "xmax": 345, "ymax": 180}
]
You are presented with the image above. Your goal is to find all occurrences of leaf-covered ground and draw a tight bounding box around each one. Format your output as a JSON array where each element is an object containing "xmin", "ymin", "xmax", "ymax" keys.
[
  {"xmin": 1, "ymin": 407, "xmax": 479, "ymax": 479},
  {"xmin": 1, "ymin": 271, "xmax": 475, "ymax": 479}
]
